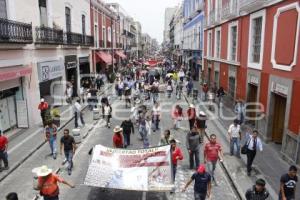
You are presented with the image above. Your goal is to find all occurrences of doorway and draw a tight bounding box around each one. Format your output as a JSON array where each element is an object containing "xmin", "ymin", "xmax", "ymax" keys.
[
  {"xmin": 214, "ymin": 71, "xmax": 220, "ymax": 88},
  {"xmin": 271, "ymin": 94, "xmax": 287, "ymax": 144},
  {"xmin": 246, "ymin": 84, "xmax": 258, "ymax": 126},
  {"xmin": 208, "ymin": 68, "xmax": 211, "ymax": 87}
]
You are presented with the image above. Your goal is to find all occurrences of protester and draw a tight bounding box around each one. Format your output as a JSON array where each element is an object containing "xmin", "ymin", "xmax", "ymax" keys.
[
  {"xmin": 245, "ymin": 178, "xmax": 269, "ymax": 200},
  {"xmin": 170, "ymin": 139, "xmax": 183, "ymax": 182},
  {"xmin": 113, "ymin": 126, "xmax": 124, "ymax": 148},
  {"xmin": 65, "ymin": 84, "xmax": 73, "ymax": 104},
  {"xmin": 182, "ymin": 164, "xmax": 212, "ymax": 200},
  {"xmin": 34, "ymin": 165, "xmax": 74, "ymax": 200},
  {"xmin": 166, "ymin": 80, "xmax": 173, "ymax": 98},
  {"xmin": 0, "ymin": 130, "xmax": 9, "ymax": 171},
  {"xmin": 245, "ymin": 130, "xmax": 263, "ymax": 176},
  {"xmin": 44, "ymin": 122, "xmax": 58, "ymax": 160},
  {"xmin": 187, "ymin": 104, "xmax": 196, "ymax": 130},
  {"xmin": 74, "ymin": 99, "xmax": 85, "ymax": 128},
  {"xmin": 279, "ymin": 165, "xmax": 298, "ymax": 200},
  {"xmin": 102, "ymin": 101, "xmax": 112, "ymax": 128},
  {"xmin": 159, "ymin": 130, "xmax": 171, "ymax": 145},
  {"xmin": 176, "ymin": 81, "xmax": 184, "ymax": 100},
  {"xmin": 186, "ymin": 78, "xmax": 194, "ymax": 97},
  {"xmin": 60, "ymin": 129, "xmax": 76, "ymax": 175},
  {"xmin": 186, "ymin": 127, "xmax": 201, "ymax": 170},
  {"xmin": 172, "ymin": 105, "xmax": 183, "ymax": 129},
  {"xmin": 152, "ymin": 102, "xmax": 161, "ymax": 132},
  {"xmin": 124, "ymin": 86, "xmax": 131, "ymax": 108},
  {"xmin": 152, "ymin": 79, "xmax": 160, "ymax": 103},
  {"xmin": 228, "ymin": 119, "xmax": 241, "ymax": 158},
  {"xmin": 120, "ymin": 119, "xmax": 134, "ymax": 148},
  {"xmin": 194, "ymin": 111, "xmax": 207, "ymax": 137},
  {"xmin": 6, "ymin": 192, "xmax": 18, "ymax": 200},
  {"xmin": 38, "ymin": 98, "xmax": 49, "ymax": 127},
  {"xmin": 202, "ymin": 83, "xmax": 209, "ymax": 101},
  {"xmin": 178, "ymin": 68, "xmax": 185, "ymax": 82},
  {"xmin": 234, "ymin": 100, "xmax": 246, "ymax": 125},
  {"xmin": 204, "ymin": 134, "xmax": 224, "ymax": 184}
]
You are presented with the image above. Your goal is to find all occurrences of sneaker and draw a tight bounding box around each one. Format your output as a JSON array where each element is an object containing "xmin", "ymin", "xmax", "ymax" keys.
[
  {"xmin": 3, "ymin": 166, "xmax": 9, "ymax": 170},
  {"xmin": 68, "ymin": 169, "xmax": 72, "ymax": 176},
  {"xmin": 62, "ymin": 159, "xmax": 67, "ymax": 165},
  {"xmin": 53, "ymin": 154, "xmax": 57, "ymax": 160}
]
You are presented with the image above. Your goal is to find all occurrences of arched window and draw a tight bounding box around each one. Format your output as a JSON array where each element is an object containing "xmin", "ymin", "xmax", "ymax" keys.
[{"xmin": 65, "ymin": 7, "xmax": 71, "ymax": 32}]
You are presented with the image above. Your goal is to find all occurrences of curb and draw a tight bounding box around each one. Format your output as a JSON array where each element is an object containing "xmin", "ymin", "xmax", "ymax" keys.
[{"xmin": 1, "ymin": 85, "xmax": 112, "ymax": 183}]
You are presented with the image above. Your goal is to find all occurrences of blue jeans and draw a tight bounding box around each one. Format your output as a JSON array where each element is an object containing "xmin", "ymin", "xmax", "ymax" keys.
[
  {"xmin": 152, "ymin": 115, "xmax": 159, "ymax": 130},
  {"xmin": 172, "ymin": 164, "xmax": 177, "ymax": 182},
  {"xmin": 206, "ymin": 160, "xmax": 217, "ymax": 181},
  {"xmin": 64, "ymin": 150, "xmax": 73, "ymax": 171},
  {"xmin": 49, "ymin": 138, "xmax": 57, "ymax": 157},
  {"xmin": 230, "ymin": 137, "xmax": 240, "ymax": 157},
  {"xmin": 189, "ymin": 149, "xmax": 200, "ymax": 169},
  {"xmin": 139, "ymin": 125, "xmax": 149, "ymax": 148},
  {"xmin": 194, "ymin": 191, "xmax": 207, "ymax": 200}
]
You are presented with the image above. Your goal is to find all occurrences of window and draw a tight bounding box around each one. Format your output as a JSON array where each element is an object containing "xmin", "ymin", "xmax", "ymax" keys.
[
  {"xmin": 65, "ymin": 7, "xmax": 71, "ymax": 32},
  {"xmin": 94, "ymin": 25, "xmax": 98, "ymax": 48},
  {"xmin": 248, "ymin": 10, "xmax": 266, "ymax": 69},
  {"xmin": 39, "ymin": 0, "xmax": 48, "ymax": 26},
  {"xmin": 0, "ymin": 0, "xmax": 7, "ymax": 19},
  {"xmin": 102, "ymin": 27, "xmax": 106, "ymax": 47},
  {"xmin": 215, "ymin": 27, "xmax": 221, "ymax": 58},
  {"xmin": 108, "ymin": 27, "xmax": 111, "ymax": 42},
  {"xmin": 228, "ymin": 21, "xmax": 238, "ymax": 61},
  {"xmin": 207, "ymin": 30, "xmax": 213, "ymax": 57},
  {"xmin": 82, "ymin": 15, "xmax": 86, "ymax": 35},
  {"xmin": 252, "ymin": 17, "xmax": 262, "ymax": 63}
]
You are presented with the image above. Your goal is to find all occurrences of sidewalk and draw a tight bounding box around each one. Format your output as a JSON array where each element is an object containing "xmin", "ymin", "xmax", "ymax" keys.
[
  {"xmin": 0, "ymin": 84, "xmax": 112, "ymax": 182},
  {"xmin": 194, "ymin": 81, "xmax": 295, "ymax": 199}
]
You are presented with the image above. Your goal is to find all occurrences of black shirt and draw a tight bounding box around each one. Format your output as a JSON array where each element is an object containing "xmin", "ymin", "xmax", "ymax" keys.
[
  {"xmin": 191, "ymin": 172, "xmax": 211, "ymax": 194},
  {"xmin": 279, "ymin": 173, "xmax": 298, "ymax": 198},
  {"xmin": 60, "ymin": 135, "xmax": 75, "ymax": 151}
]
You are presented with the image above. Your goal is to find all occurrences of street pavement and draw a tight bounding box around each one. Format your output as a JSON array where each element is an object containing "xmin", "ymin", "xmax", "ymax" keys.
[{"xmin": 0, "ymin": 83, "xmax": 241, "ymax": 200}]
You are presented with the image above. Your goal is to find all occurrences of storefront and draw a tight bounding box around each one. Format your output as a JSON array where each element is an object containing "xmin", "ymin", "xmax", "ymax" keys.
[
  {"xmin": 0, "ymin": 66, "xmax": 32, "ymax": 131},
  {"xmin": 65, "ymin": 55, "xmax": 78, "ymax": 97},
  {"xmin": 79, "ymin": 56, "xmax": 90, "ymax": 85},
  {"xmin": 37, "ymin": 60, "xmax": 65, "ymax": 105}
]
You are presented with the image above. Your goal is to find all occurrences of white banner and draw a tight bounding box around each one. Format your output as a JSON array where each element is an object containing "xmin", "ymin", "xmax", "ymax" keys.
[{"xmin": 84, "ymin": 145, "xmax": 173, "ymax": 191}]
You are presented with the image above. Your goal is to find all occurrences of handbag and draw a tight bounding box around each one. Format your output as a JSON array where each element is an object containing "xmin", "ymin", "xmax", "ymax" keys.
[{"xmin": 241, "ymin": 139, "xmax": 251, "ymax": 154}]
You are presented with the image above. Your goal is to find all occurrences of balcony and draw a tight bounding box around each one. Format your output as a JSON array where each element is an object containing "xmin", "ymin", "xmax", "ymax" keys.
[
  {"xmin": 240, "ymin": 0, "xmax": 266, "ymax": 14},
  {"xmin": 0, "ymin": 18, "xmax": 33, "ymax": 44},
  {"xmin": 35, "ymin": 26, "xmax": 63, "ymax": 45},
  {"xmin": 63, "ymin": 32, "xmax": 94, "ymax": 46},
  {"xmin": 221, "ymin": 0, "xmax": 239, "ymax": 20}
]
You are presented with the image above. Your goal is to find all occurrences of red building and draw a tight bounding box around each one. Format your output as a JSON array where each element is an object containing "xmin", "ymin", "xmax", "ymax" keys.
[
  {"xmin": 90, "ymin": 0, "xmax": 126, "ymax": 74},
  {"xmin": 203, "ymin": 0, "xmax": 300, "ymax": 164}
]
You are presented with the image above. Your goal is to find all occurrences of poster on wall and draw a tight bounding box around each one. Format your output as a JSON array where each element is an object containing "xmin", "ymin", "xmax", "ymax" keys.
[
  {"xmin": 84, "ymin": 145, "xmax": 173, "ymax": 191},
  {"xmin": 16, "ymin": 100, "xmax": 29, "ymax": 128}
]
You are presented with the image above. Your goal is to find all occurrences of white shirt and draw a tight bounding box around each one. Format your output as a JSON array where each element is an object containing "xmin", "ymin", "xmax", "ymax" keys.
[
  {"xmin": 228, "ymin": 124, "xmax": 241, "ymax": 138},
  {"xmin": 67, "ymin": 87, "xmax": 73, "ymax": 98},
  {"xmin": 247, "ymin": 135, "xmax": 263, "ymax": 151},
  {"xmin": 178, "ymin": 71, "xmax": 185, "ymax": 78},
  {"xmin": 152, "ymin": 106, "xmax": 161, "ymax": 115},
  {"xmin": 103, "ymin": 105, "xmax": 111, "ymax": 115},
  {"xmin": 153, "ymin": 81, "xmax": 159, "ymax": 87},
  {"xmin": 74, "ymin": 102, "xmax": 82, "ymax": 113}
]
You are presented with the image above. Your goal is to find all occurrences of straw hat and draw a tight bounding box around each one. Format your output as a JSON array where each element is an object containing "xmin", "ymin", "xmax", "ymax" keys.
[
  {"xmin": 189, "ymin": 104, "xmax": 195, "ymax": 108},
  {"xmin": 199, "ymin": 111, "xmax": 206, "ymax": 116},
  {"xmin": 135, "ymin": 99, "xmax": 141, "ymax": 104},
  {"xmin": 113, "ymin": 126, "xmax": 123, "ymax": 133},
  {"xmin": 32, "ymin": 165, "xmax": 52, "ymax": 177}
]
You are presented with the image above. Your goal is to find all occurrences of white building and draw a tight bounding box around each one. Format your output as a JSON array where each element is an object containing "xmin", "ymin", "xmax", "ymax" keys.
[
  {"xmin": 163, "ymin": 7, "xmax": 177, "ymax": 44},
  {"xmin": 0, "ymin": 0, "xmax": 93, "ymax": 130}
]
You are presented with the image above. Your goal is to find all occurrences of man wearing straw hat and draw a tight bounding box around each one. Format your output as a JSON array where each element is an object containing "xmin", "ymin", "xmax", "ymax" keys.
[
  {"xmin": 33, "ymin": 165, "xmax": 74, "ymax": 200},
  {"xmin": 113, "ymin": 126, "xmax": 124, "ymax": 148}
]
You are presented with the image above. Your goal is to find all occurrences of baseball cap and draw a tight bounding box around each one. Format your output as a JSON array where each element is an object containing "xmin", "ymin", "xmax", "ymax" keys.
[{"xmin": 197, "ymin": 164, "xmax": 206, "ymax": 173}]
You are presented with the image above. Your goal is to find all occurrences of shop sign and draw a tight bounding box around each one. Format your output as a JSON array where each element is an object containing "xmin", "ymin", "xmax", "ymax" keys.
[
  {"xmin": 65, "ymin": 55, "xmax": 77, "ymax": 69},
  {"xmin": 79, "ymin": 57, "xmax": 89, "ymax": 64},
  {"xmin": 271, "ymin": 82, "xmax": 289, "ymax": 97},
  {"xmin": 249, "ymin": 75, "xmax": 259, "ymax": 85},
  {"xmin": 38, "ymin": 60, "xmax": 64, "ymax": 82}
]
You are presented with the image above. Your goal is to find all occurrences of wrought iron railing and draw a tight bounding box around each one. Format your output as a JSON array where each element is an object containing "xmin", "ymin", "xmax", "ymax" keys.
[
  {"xmin": 35, "ymin": 26, "xmax": 63, "ymax": 44},
  {"xmin": 0, "ymin": 18, "xmax": 33, "ymax": 43},
  {"xmin": 63, "ymin": 32, "xmax": 94, "ymax": 46}
]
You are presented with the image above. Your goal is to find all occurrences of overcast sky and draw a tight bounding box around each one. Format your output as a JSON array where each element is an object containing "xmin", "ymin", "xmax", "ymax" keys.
[{"xmin": 104, "ymin": 0, "xmax": 182, "ymax": 44}]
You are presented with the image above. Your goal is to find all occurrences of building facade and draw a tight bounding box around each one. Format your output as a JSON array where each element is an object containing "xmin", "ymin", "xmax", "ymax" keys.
[
  {"xmin": 0, "ymin": 0, "xmax": 93, "ymax": 130},
  {"xmin": 203, "ymin": 0, "xmax": 300, "ymax": 164},
  {"xmin": 183, "ymin": 0, "xmax": 204, "ymax": 81}
]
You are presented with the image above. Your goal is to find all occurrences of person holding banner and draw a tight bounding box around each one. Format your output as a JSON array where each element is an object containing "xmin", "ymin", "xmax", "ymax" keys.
[
  {"xmin": 113, "ymin": 126, "xmax": 124, "ymax": 148},
  {"xmin": 182, "ymin": 164, "xmax": 212, "ymax": 200},
  {"xmin": 120, "ymin": 119, "xmax": 134, "ymax": 148},
  {"xmin": 170, "ymin": 139, "xmax": 183, "ymax": 183}
]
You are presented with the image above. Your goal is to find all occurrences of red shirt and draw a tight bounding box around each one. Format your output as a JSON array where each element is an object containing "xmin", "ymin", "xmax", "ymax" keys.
[
  {"xmin": 204, "ymin": 142, "xmax": 222, "ymax": 162},
  {"xmin": 38, "ymin": 102, "xmax": 49, "ymax": 111},
  {"xmin": 172, "ymin": 147, "xmax": 183, "ymax": 165},
  {"xmin": 187, "ymin": 108, "xmax": 196, "ymax": 120},
  {"xmin": 0, "ymin": 135, "xmax": 8, "ymax": 151},
  {"xmin": 113, "ymin": 133, "xmax": 123, "ymax": 148},
  {"xmin": 38, "ymin": 173, "xmax": 64, "ymax": 196}
]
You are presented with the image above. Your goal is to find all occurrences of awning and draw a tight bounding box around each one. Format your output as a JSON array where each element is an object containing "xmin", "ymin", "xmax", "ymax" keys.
[
  {"xmin": 115, "ymin": 51, "xmax": 127, "ymax": 59},
  {"xmin": 0, "ymin": 66, "xmax": 32, "ymax": 82},
  {"xmin": 96, "ymin": 52, "xmax": 116, "ymax": 65},
  {"xmin": 144, "ymin": 60, "xmax": 158, "ymax": 67}
]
